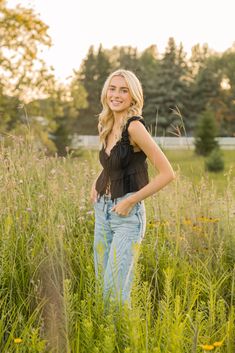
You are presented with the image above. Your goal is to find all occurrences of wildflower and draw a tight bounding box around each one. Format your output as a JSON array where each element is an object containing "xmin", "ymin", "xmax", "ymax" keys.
[
  {"xmin": 192, "ymin": 224, "xmax": 201, "ymax": 231},
  {"xmin": 148, "ymin": 220, "xmax": 160, "ymax": 228},
  {"xmin": 197, "ymin": 216, "xmax": 206, "ymax": 222},
  {"xmin": 197, "ymin": 216, "xmax": 219, "ymax": 223},
  {"xmin": 14, "ymin": 338, "xmax": 22, "ymax": 343},
  {"xmin": 208, "ymin": 218, "xmax": 220, "ymax": 223},
  {"xmin": 213, "ymin": 341, "xmax": 223, "ymax": 347},
  {"xmin": 201, "ymin": 344, "xmax": 214, "ymax": 351},
  {"xmin": 160, "ymin": 220, "xmax": 169, "ymax": 226},
  {"xmin": 183, "ymin": 218, "xmax": 192, "ymax": 225}
]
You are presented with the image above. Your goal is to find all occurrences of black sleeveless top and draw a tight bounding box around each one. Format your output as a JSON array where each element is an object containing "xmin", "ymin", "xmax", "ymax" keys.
[{"xmin": 95, "ymin": 116, "xmax": 149, "ymax": 200}]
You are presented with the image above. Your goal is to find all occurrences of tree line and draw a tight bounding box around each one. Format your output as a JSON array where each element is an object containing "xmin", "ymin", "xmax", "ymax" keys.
[{"xmin": 0, "ymin": 1, "xmax": 235, "ymax": 154}]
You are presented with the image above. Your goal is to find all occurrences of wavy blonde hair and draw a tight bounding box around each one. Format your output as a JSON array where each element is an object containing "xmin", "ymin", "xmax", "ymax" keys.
[{"xmin": 98, "ymin": 69, "xmax": 144, "ymax": 147}]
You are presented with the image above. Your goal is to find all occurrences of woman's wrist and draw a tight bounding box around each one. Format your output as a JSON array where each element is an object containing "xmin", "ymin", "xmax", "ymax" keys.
[{"xmin": 127, "ymin": 194, "xmax": 139, "ymax": 206}]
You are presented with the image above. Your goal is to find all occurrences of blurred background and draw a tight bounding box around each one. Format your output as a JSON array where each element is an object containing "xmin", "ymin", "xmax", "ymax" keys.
[{"xmin": 1, "ymin": 0, "xmax": 235, "ymax": 155}]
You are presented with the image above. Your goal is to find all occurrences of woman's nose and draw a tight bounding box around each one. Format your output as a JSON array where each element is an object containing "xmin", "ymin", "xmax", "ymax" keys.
[{"xmin": 114, "ymin": 90, "xmax": 120, "ymax": 98}]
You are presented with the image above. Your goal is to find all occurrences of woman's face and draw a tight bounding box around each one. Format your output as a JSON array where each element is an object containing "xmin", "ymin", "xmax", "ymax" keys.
[{"xmin": 106, "ymin": 75, "xmax": 133, "ymax": 114}]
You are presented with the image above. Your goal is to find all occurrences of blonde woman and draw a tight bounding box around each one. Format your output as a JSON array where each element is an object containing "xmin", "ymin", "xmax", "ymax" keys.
[{"xmin": 91, "ymin": 69, "xmax": 175, "ymax": 305}]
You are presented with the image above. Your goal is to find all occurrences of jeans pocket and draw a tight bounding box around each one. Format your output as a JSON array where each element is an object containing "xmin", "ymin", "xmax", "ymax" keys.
[{"xmin": 126, "ymin": 202, "xmax": 141, "ymax": 217}]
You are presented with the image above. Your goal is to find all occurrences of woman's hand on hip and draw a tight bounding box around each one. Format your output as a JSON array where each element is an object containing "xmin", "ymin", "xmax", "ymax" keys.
[{"xmin": 111, "ymin": 198, "xmax": 135, "ymax": 216}]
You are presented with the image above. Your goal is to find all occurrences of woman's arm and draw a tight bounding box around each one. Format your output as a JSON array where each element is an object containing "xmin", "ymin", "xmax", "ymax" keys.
[
  {"xmin": 90, "ymin": 170, "xmax": 102, "ymax": 203},
  {"xmin": 127, "ymin": 120, "xmax": 175, "ymax": 205},
  {"xmin": 111, "ymin": 120, "xmax": 175, "ymax": 215}
]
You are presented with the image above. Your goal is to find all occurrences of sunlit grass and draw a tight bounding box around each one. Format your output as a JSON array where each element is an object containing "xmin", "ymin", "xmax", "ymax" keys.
[
  {"xmin": 165, "ymin": 149, "xmax": 235, "ymax": 193},
  {"xmin": 0, "ymin": 139, "xmax": 234, "ymax": 352}
]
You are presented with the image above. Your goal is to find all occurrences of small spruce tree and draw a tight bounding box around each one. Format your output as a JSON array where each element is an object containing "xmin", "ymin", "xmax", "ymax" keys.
[
  {"xmin": 194, "ymin": 109, "xmax": 219, "ymax": 156},
  {"xmin": 205, "ymin": 148, "xmax": 224, "ymax": 172}
]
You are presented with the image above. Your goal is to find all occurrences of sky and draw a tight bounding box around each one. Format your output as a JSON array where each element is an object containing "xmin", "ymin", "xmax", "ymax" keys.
[{"xmin": 7, "ymin": 0, "xmax": 235, "ymax": 82}]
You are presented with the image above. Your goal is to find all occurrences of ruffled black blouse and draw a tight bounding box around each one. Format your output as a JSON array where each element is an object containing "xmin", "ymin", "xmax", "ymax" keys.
[{"xmin": 95, "ymin": 116, "xmax": 149, "ymax": 200}]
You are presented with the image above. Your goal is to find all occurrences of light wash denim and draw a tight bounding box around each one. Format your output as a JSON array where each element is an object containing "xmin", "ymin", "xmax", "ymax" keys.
[{"xmin": 93, "ymin": 192, "xmax": 146, "ymax": 304}]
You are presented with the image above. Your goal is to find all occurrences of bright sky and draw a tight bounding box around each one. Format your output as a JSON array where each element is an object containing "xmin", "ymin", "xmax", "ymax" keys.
[{"xmin": 8, "ymin": 0, "xmax": 235, "ymax": 82}]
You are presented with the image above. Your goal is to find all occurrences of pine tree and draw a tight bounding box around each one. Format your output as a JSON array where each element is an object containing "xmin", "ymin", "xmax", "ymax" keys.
[
  {"xmin": 194, "ymin": 109, "xmax": 219, "ymax": 156},
  {"xmin": 205, "ymin": 148, "xmax": 224, "ymax": 172},
  {"xmin": 138, "ymin": 45, "xmax": 160, "ymax": 130},
  {"xmin": 146, "ymin": 38, "xmax": 190, "ymax": 135},
  {"xmin": 76, "ymin": 45, "xmax": 112, "ymax": 134}
]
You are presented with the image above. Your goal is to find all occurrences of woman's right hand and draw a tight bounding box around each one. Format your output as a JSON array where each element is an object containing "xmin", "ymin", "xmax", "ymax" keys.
[
  {"xmin": 90, "ymin": 186, "xmax": 98, "ymax": 204},
  {"xmin": 90, "ymin": 172, "xmax": 101, "ymax": 204}
]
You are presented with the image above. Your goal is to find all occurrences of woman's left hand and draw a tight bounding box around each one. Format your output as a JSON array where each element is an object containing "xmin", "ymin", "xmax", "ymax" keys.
[{"xmin": 111, "ymin": 198, "xmax": 135, "ymax": 217}]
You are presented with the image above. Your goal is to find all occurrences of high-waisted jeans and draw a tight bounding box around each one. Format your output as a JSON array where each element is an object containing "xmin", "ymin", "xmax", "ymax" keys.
[{"xmin": 93, "ymin": 192, "xmax": 146, "ymax": 304}]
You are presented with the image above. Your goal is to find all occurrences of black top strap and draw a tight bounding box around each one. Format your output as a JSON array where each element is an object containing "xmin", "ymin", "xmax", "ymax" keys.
[
  {"xmin": 121, "ymin": 116, "xmax": 147, "ymax": 145},
  {"xmin": 125, "ymin": 116, "xmax": 145, "ymax": 130}
]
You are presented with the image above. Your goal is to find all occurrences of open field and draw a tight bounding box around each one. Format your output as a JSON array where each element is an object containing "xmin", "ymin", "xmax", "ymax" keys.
[
  {"xmin": 0, "ymin": 141, "xmax": 234, "ymax": 353},
  {"xmin": 164, "ymin": 149, "xmax": 235, "ymax": 194}
]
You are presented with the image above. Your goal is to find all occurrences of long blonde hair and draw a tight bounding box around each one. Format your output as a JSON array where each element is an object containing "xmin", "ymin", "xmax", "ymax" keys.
[{"xmin": 98, "ymin": 69, "xmax": 144, "ymax": 147}]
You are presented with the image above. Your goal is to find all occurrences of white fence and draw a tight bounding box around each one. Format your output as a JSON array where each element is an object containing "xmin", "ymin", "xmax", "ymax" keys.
[{"xmin": 71, "ymin": 135, "xmax": 235, "ymax": 150}]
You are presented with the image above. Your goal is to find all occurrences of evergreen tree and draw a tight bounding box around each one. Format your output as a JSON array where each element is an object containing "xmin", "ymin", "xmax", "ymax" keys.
[
  {"xmin": 194, "ymin": 109, "xmax": 219, "ymax": 156},
  {"xmin": 220, "ymin": 50, "xmax": 235, "ymax": 135},
  {"xmin": 138, "ymin": 45, "xmax": 160, "ymax": 131},
  {"xmin": 106, "ymin": 46, "xmax": 140, "ymax": 73},
  {"xmin": 189, "ymin": 43, "xmax": 211, "ymax": 77},
  {"xmin": 190, "ymin": 53, "xmax": 232, "ymax": 136},
  {"xmin": 205, "ymin": 148, "xmax": 224, "ymax": 172},
  {"xmin": 76, "ymin": 45, "xmax": 112, "ymax": 134},
  {"xmin": 117, "ymin": 46, "xmax": 140, "ymax": 73},
  {"xmin": 53, "ymin": 82, "xmax": 87, "ymax": 155},
  {"xmin": 191, "ymin": 56, "xmax": 222, "ymax": 115},
  {"xmin": 146, "ymin": 38, "xmax": 190, "ymax": 135}
]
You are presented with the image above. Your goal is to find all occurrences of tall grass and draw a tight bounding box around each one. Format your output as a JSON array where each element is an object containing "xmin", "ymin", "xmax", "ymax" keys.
[{"xmin": 0, "ymin": 138, "xmax": 234, "ymax": 352}]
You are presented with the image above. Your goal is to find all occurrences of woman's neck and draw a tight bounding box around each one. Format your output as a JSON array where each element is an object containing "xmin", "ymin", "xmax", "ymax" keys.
[{"xmin": 112, "ymin": 112, "xmax": 127, "ymax": 129}]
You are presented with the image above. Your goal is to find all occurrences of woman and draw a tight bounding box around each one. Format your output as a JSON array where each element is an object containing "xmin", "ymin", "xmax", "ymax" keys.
[{"xmin": 90, "ymin": 69, "xmax": 175, "ymax": 305}]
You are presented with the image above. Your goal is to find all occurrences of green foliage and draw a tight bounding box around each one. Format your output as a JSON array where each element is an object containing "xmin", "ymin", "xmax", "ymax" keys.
[
  {"xmin": 141, "ymin": 38, "xmax": 191, "ymax": 135},
  {"xmin": 0, "ymin": 0, "xmax": 53, "ymax": 100},
  {"xmin": 1, "ymin": 0, "xmax": 235, "ymax": 142},
  {"xmin": 205, "ymin": 148, "xmax": 225, "ymax": 172},
  {"xmin": 2, "ymin": 0, "xmax": 235, "ymax": 150},
  {"xmin": 76, "ymin": 45, "xmax": 112, "ymax": 134},
  {"xmin": 72, "ymin": 40, "xmax": 235, "ymax": 137},
  {"xmin": 0, "ymin": 86, "xmax": 21, "ymax": 131},
  {"xmin": 194, "ymin": 109, "xmax": 219, "ymax": 156}
]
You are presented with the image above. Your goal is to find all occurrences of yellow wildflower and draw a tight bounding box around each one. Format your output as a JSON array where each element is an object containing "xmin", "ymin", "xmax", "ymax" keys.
[
  {"xmin": 198, "ymin": 216, "xmax": 206, "ymax": 222},
  {"xmin": 209, "ymin": 218, "xmax": 220, "ymax": 223},
  {"xmin": 201, "ymin": 344, "xmax": 214, "ymax": 351},
  {"xmin": 213, "ymin": 341, "xmax": 223, "ymax": 347},
  {"xmin": 183, "ymin": 218, "xmax": 192, "ymax": 225},
  {"xmin": 14, "ymin": 338, "xmax": 23, "ymax": 344}
]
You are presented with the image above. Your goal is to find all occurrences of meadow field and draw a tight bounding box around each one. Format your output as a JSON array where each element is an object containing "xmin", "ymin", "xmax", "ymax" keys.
[{"xmin": 0, "ymin": 140, "xmax": 234, "ymax": 353}]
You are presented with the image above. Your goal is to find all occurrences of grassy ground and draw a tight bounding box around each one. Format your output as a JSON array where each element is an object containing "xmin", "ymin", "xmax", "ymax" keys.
[
  {"xmin": 164, "ymin": 149, "xmax": 235, "ymax": 194},
  {"xmin": 0, "ymin": 140, "xmax": 234, "ymax": 353}
]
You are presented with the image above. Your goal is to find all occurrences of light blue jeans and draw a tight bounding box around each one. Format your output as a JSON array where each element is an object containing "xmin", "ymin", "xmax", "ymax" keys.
[{"xmin": 93, "ymin": 192, "xmax": 146, "ymax": 304}]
